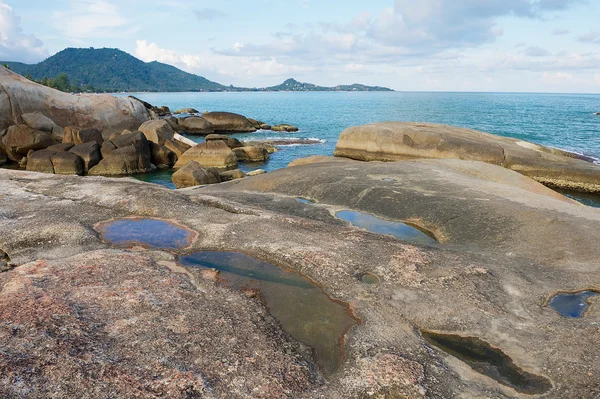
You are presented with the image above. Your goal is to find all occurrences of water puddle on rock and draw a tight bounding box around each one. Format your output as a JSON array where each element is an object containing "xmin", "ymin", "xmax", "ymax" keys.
[
  {"xmin": 96, "ymin": 218, "xmax": 195, "ymax": 249},
  {"xmin": 357, "ymin": 272, "xmax": 380, "ymax": 284},
  {"xmin": 296, "ymin": 197, "xmax": 315, "ymax": 204},
  {"xmin": 336, "ymin": 210, "xmax": 437, "ymax": 245},
  {"xmin": 549, "ymin": 291, "xmax": 599, "ymax": 318},
  {"xmin": 179, "ymin": 251, "xmax": 359, "ymax": 376},
  {"xmin": 422, "ymin": 331, "xmax": 552, "ymax": 395}
]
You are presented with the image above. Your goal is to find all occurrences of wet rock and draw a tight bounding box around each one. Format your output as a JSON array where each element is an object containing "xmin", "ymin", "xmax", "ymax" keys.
[
  {"xmin": 335, "ymin": 122, "xmax": 600, "ymax": 193},
  {"xmin": 150, "ymin": 142, "xmax": 176, "ymax": 169},
  {"xmin": 202, "ymin": 112, "xmax": 256, "ymax": 133},
  {"xmin": 178, "ymin": 116, "xmax": 214, "ymax": 135},
  {"xmin": 69, "ymin": 141, "xmax": 101, "ymax": 173},
  {"xmin": 206, "ymin": 134, "xmax": 243, "ymax": 149},
  {"xmin": 63, "ymin": 126, "xmax": 104, "ymax": 146},
  {"xmin": 272, "ymin": 123, "xmax": 298, "ymax": 132},
  {"xmin": 172, "ymin": 161, "xmax": 222, "ymax": 188},
  {"xmin": 175, "ymin": 140, "xmax": 238, "ymax": 170},
  {"xmin": 233, "ymin": 146, "xmax": 269, "ymax": 162},
  {"xmin": 138, "ymin": 120, "xmax": 174, "ymax": 145},
  {"xmin": 0, "ymin": 68, "xmax": 150, "ymax": 133},
  {"xmin": 220, "ymin": 169, "xmax": 245, "ymax": 181},
  {"xmin": 173, "ymin": 107, "xmax": 199, "ymax": 114},
  {"xmin": 1, "ymin": 125, "xmax": 56, "ymax": 161},
  {"xmin": 88, "ymin": 131, "xmax": 153, "ymax": 175}
]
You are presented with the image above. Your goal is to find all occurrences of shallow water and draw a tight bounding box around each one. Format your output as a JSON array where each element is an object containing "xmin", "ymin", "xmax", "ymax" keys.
[
  {"xmin": 96, "ymin": 218, "xmax": 194, "ymax": 249},
  {"xmin": 422, "ymin": 331, "xmax": 552, "ymax": 394},
  {"xmin": 336, "ymin": 210, "xmax": 437, "ymax": 245},
  {"xmin": 296, "ymin": 197, "xmax": 315, "ymax": 204},
  {"xmin": 555, "ymin": 189, "xmax": 600, "ymax": 208},
  {"xmin": 178, "ymin": 251, "xmax": 358, "ymax": 376},
  {"xmin": 549, "ymin": 291, "xmax": 599, "ymax": 318}
]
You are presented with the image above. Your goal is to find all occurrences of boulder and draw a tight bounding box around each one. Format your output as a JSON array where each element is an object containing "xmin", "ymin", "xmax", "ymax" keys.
[
  {"xmin": 206, "ymin": 134, "xmax": 243, "ymax": 149},
  {"xmin": 220, "ymin": 169, "xmax": 245, "ymax": 181},
  {"xmin": 1, "ymin": 125, "xmax": 56, "ymax": 161},
  {"xmin": 173, "ymin": 107, "xmax": 199, "ymax": 114},
  {"xmin": 21, "ymin": 112, "xmax": 58, "ymax": 132},
  {"xmin": 51, "ymin": 125, "xmax": 64, "ymax": 142},
  {"xmin": 26, "ymin": 149, "xmax": 83, "ymax": 175},
  {"xmin": 246, "ymin": 169, "xmax": 266, "ymax": 176},
  {"xmin": 175, "ymin": 140, "xmax": 238, "ymax": 169},
  {"xmin": 63, "ymin": 127, "xmax": 104, "ymax": 146},
  {"xmin": 0, "ymin": 68, "xmax": 150, "ymax": 133},
  {"xmin": 171, "ymin": 161, "xmax": 222, "ymax": 188},
  {"xmin": 88, "ymin": 131, "xmax": 153, "ymax": 175},
  {"xmin": 69, "ymin": 141, "xmax": 101, "ymax": 173},
  {"xmin": 47, "ymin": 143, "xmax": 74, "ymax": 152},
  {"xmin": 150, "ymin": 142, "xmax": 176, "ymax": 168},
  {"xmin": 233, "ymin": 146, "xmax": 269, "ymax": 162},
  {"xmin": 138, "ymin": 120, "xmax": 174, "ymax": 145},
  {"xmin": 334, "ymin": 122, "xmax": 600, "ymax": 193},
  {"xmin": 164, "ymin": 116, "xmax": 183, "ymax": 132},
  {"xmin": 164, "ymin": 138, "xmax": 191, "ymax": 159},
  {"xmin": 272, "ymin": 124, "xmax": 298, "ymax": 132},
  {"xmin": 247, "ymin": 118, "xmax": 270, "ymax": 130},
  {"xmin": 202, "ymin": 112, "xmax": 256, "ymax": 133},
  {"xmin": 178, "ymin": 116, "xmax": 214, "ymax": 134}
]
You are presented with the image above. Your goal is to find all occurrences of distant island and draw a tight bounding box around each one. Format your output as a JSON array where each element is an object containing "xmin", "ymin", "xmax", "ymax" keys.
[{"xmin": 1, "ymin": 48, "xmax": 393, "ymax": 93}]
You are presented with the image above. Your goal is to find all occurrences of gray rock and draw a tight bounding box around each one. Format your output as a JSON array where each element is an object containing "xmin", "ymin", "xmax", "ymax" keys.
[
  {"xmin": 1, "ymin": 125, "xmax": 56, "ymax": 162},
  {"xmin": 178, "ymin": 116, "xmax": 214, "ymax": 135},
  {"xmin": 138, "ymin": 120, "xmax": 174, "ymax": 145},
  {"xmin": 69, "ymin": 141, "xmax": 101, "ymax": 173},
  {"xmin": 63, "ymin": 127, "xmax": 104, "ymax": 146},
  {"xmin": 202, "ymin": 112, "xmax": 256, "ymax": 133}
]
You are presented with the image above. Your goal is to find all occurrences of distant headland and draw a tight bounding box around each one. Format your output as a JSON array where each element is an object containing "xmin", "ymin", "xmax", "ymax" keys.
[{"xmin": 1, "ymin": 48, "xmax": 393, "ymax": 93}]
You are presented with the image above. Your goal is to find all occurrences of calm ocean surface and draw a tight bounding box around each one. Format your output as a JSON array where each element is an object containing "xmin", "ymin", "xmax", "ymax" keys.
[{"xmin": 120, "ymin": 91, "xmax": 600, "ymax": 189}]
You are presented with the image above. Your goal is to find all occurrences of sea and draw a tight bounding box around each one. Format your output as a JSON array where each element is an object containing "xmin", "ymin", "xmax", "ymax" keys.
[{"xmin": 121, "ymin": 91, "xmax": 600, "ymax": 194}]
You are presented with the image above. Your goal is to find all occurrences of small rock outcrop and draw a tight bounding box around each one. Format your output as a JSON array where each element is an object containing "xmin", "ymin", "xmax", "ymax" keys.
[
  {"xmin": 63, "ymin": 127, "xmax": 104, "ymax": 146},
  {"xmin": 206, "ymin": 134, "xmax": 243, "ymax": 149},
  {"xmin": 220, "ymin": 169, "xmax": 245, "ymax": 181},
  {"xmin": 272, "ymin": 124, "xmax": 298, "ymax": 132},
  {"xmin": 233, "ymin": 146, "xmax": 269, "ymax": 162},
  {"xmin": 138, "ymin": 120, "xmax": 175, "ymax": 145},
  {"xmin": 175, "ymin": 140, "xmax": 238, "ymax": 169},
  {"xmin": 334, "ymin": 122, "xmax": 600, "ymax": 193},
  {"xmin": 178, "ymin": 116, "xmax": 214, "ymax": 135},
  {"xmin": 164, "ymin": 138, "xmax": 191, "ymax": 159},
  {"xmin": 246, "ymin": 169, "xmax": 266, "ymax": 176},
  {"xmin": 172, "ymin": 161, "xmax": 222, "ymax": 188},
  {"xmin": 88, "ymin": 131, "xmax": 153, "ymax": 175},
  {"xmin": 202, "ymin": 112, "xmax": 256, "ymax": 133},
  {"xmin": 1, "ymin": 125, "xmax": 56, "ymax": 162},
  {"xmin": 174, "ymin": 108, "xmax": 200, "ymax": 115}
]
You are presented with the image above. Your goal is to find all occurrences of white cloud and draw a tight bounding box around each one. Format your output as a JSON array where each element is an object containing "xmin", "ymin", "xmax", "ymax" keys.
[
  {"xmin": 0, "ymin": 2, "xmax": 47, "ymax": 63},
  {"xmin": 51, "ymin": 0, "xmax": 137, "ymax": 40}
]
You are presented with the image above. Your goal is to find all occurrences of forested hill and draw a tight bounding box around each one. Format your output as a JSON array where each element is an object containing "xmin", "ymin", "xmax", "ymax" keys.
[
  {"xmin": 2, "ymin": 48, "xmax": 393, "ymax": 92},
  {"xmin": 2, "ymin": 48, "xmax": 227, "ymax": 92}
]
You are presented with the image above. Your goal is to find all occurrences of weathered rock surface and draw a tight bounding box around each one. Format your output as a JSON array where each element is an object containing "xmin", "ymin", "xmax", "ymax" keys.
[
  {"xmin": 164, "ymin": 138, "xmax": 191, "ymax": 159},
  {"xmin": 1, "ymin": 165, "xmax": 599, "ymax": 397},
  {"xmin": 248, "ymin": 118, "xmax": 271, "ymax": 130},
  {"xmin": 88, "ymin": 131, "xmax": 153, "ymax": 175},
  {"xmin": 175, "ymin": 140, "xmax": 238, "ymax": 169},
  {"xmin": 246, "ymin": 169, "xmax": 266, "ymax": 176},
  {"xmin": 63, "ymin": 126, "xmax": 104, "ymax": 146},
  {"xmin": 26, "ymin": 149, "xmax": 83, "ymax": 175},
  {"xmin": 288, "ymin": 155, "xmax": 347, "ymax": 167},
  {"xmin": 21, "ymin": 112, "xmax": 58, "ymax": 132},
  {"xmin": 69, "ymin": 141, "xmax": 101, "ymax": 173},
  {"xmin": 0, "ymin": 68, "xmax": 150, "ymax": 133},
  {"xmin": 334, "ymin": 122, "xmax": 600, "ymax": 193},
  {"xmin": 272, "ymin": 123, "xmax": 299, "ymax": 132},
  {"xmin": 219, "ymin": 168, "xmax": 245, "ymax": 181},
  {"xmin": 172, "ymin": 161, "xmax": 222, "ymax": 188},
  {"xmin": 46, "ymin": 142, "xmax": 74, "ymax": 152},
  {"xmin": 150, "ymin": 142, "xmax": 176, "ymax": 168},
  {"xmin": 138, "ymin": 120, "xmax": 175, "ymax": 145},
  {"xmin": 178, "ymin": 116, "xmax": 214, "ymax": 135},
  {"xmin": 206, "ymin": 134, "xmax": 243, "ymax": 149},
  {"xmin": 173, "ymin": 107, "xmax": 199, "ymax": 114},
  {"xmin": 202, "ymin": 112, "xmax": 257, "ymax": 133},
  {"xmin": 233, "ymin": 146, "xmax": 269, "ymax": 162},
  {"xmin": 1, "ymin": 125, "xmax": 56, "ymax": 161}
]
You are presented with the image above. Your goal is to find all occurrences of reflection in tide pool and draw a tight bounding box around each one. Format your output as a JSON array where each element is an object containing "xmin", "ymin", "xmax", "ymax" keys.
[
  {"xmin": 336, "ymin": 210, "xmax": 437, "ymax": 245},
  {"xmin": 549, "ymin": 291, "xmax": 599, "ymax": 318},
  {"xmin": 96, "ymin": 218, "xmax": 194, "ymax": 249},
  {"xmin": 179, "ymin": 251, "xmax": 359, "ymax": 376}
]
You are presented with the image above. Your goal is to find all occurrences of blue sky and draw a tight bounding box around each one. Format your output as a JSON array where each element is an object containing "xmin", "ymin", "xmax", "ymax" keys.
[{"xmin": 1, "ymin": 0, "xmax": 600, "ymax": 92}]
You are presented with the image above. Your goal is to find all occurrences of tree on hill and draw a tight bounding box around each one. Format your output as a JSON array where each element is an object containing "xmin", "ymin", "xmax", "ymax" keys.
[{"xmin": 53, "ymin": 73, "xmax": 71, "ymax": 92}]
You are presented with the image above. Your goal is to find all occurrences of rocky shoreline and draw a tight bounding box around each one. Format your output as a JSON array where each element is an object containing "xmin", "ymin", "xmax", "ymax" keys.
[{"xmin": 2, "ymin": 67, "xmax": 600, "ymax": 398}]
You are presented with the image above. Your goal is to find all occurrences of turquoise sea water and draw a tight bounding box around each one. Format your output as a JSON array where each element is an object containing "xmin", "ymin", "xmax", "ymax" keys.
[{"xmin": 123, "ymin": 91, "xmax": 600, "ymax": 174}]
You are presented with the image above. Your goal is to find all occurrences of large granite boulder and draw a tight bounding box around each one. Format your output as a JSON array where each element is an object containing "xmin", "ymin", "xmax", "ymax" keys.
[
  {"xmin": 171, "ymin": 161, "xmax": 222, "ymax": 188},
  {"xmin": 21, "ymin": 112, "xmax": 57, "ymax": 132},
  {"xmin": 334, "ymin": 122, "xmax": 600, "ymax": 193},
  {"xmin": 138, "ymin": 120, "xmax": 174, "ymax": 145},
  {"xmin": 202, "ymin": 112, "xmax": 257, "ymax": 133},
  {"xmin": 63, "ymin": 127, "xmax": 104, "ymax": 146},
  {"xmin": 175, "ymin": 140, "xmax": 238, "ymax": 169},
  {"xmin": 0, "ymin": 68, "xmax": 150, "ymax": 133},
  {"xmin": 178, "ymin": 116, "xmax": 214, "ymax": 134},
  {"xmin": 150, "ymin": 142, "xmax": 176, "ymax": 169},
  {"xmin": 26, "ymin": 149, "xmax": 83, "ymax": 175},
  {"xmin": 69, "ymin": 141, "xmax": 101, "ymax": 173},
  {"xmin": 1, "ymin": 125, "xmax": 56, "ymax": 161},
  {"xmin": 88, "ymin": 131, "xmax": 153, "ymax": 175},
  {"xmin": 233, "ymin": 146, "xmax": 269, "ymax": 162}
]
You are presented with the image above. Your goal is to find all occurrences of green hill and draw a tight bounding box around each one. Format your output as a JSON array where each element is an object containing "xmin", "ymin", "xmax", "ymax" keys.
[
  {"xmin": 2, "ymin": 48, "xmax": 393, "ymax": 92},
  {"xmin": 2, "ymin": 48, "xmax": 226, "ymax": 92}
]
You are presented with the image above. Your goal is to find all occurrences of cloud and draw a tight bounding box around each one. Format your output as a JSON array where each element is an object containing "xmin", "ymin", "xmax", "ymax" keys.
[
  {"xmin": 51, "ymin": 0, "xmax": 137, "ymax": 40},
  {"xmin": 523, "ymin": 46, "xmax": 552, "ymax": 57},
  {"xmin": 0, "ymin": 3, "xmax": 47, "ymax": 63},
  {"xmin": 578, "ymin": 31, "xmax": 600, "ymax": 44},
  {"xmin": 194, "ymin": 8, "xmax": 226, "ymax": 21}
]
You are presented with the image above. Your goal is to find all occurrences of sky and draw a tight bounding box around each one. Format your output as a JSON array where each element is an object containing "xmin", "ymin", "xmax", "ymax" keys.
[{"xmin": 1, "ymin": 0, "xmax": 600, "ymax": 92}]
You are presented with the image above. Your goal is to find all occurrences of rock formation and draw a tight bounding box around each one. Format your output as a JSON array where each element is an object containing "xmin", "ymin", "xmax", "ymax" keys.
[{"xmin": 174, "ymin": 140, "xmax": 238, "ymax": 169}]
